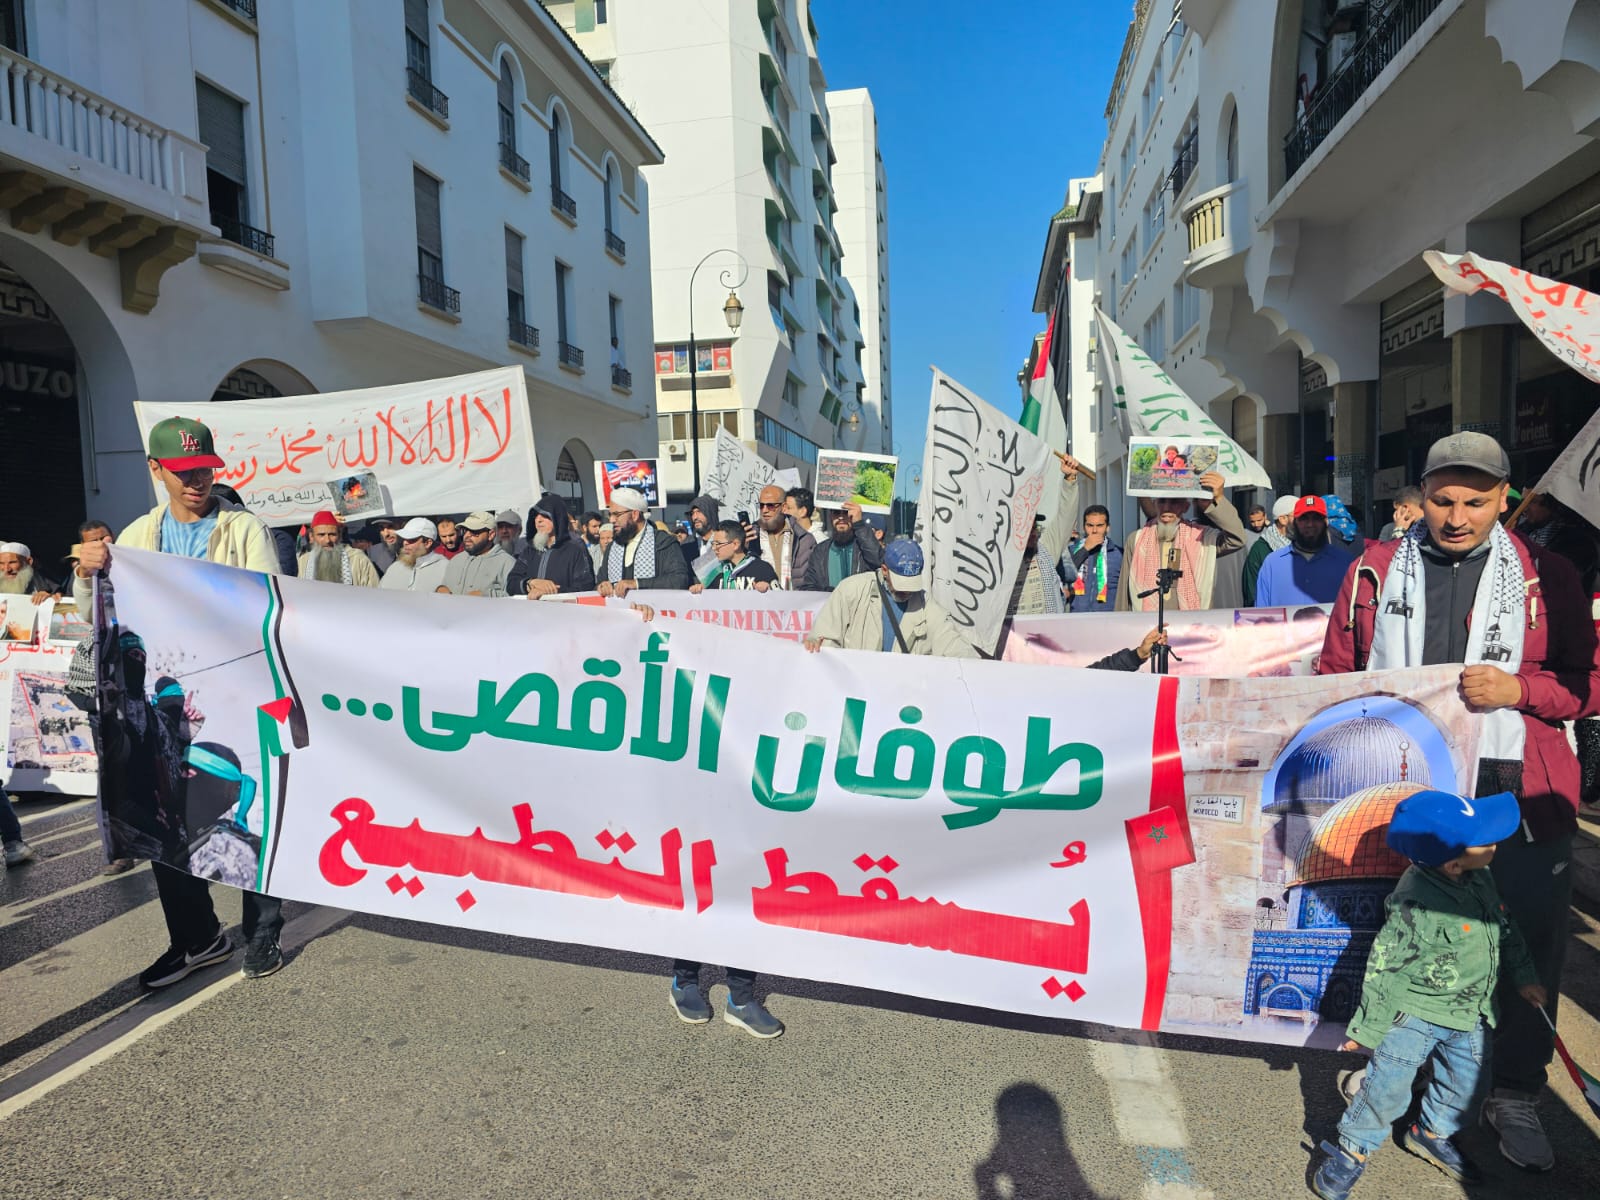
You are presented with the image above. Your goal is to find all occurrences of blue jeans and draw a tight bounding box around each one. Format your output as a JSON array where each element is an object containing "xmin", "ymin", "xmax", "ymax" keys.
[{"xmin": 1338, "ymin": 1014, "xmax": 1488, "ymax": 1155}]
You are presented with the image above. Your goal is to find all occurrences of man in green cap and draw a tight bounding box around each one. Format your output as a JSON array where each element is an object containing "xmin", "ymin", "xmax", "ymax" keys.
[{"xmin": 74, "ymin": 415, "xmax": 289, "ymax": 987}]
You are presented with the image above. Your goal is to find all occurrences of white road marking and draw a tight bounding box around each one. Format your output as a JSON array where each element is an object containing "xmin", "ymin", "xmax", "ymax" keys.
[{"xmin": 1089, "ymin": 1034, "xmax": 1215, "ymax": 1199}]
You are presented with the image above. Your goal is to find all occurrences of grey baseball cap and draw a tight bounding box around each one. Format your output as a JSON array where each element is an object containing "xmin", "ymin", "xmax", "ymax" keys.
[{"xmin": 1422, "ymin": 431, "xmax": 1510, "ymax": 481}]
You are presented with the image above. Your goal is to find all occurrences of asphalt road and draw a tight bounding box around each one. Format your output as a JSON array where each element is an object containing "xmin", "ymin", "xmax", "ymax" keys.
[{"xmin": 4, "ymin": 796, "xmax": 1599, "ymax": 1200}]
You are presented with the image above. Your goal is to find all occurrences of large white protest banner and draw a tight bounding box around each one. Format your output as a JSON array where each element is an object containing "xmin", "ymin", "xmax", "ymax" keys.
[
  {"xmin": 1424, "ymin": 250, "xmax": 1600, "ymax": 524},
  {"xmin": 133, "ymin": 367, "xmax": 540, "ymax": 526},
  {"xmin": 1095, "ymin": 307, "xmax": 1271, "ymax": 488},
  {"xmin": 101, "ymin": 551, "xmax": 1481, "ymax": 1048},
  {"xmin": 918, "ymin": 370, "xmax": 1055, "ymax": 657},
  {"xmin": 704, "ymin": 426, "xmax": 777, "ymax": 516}
]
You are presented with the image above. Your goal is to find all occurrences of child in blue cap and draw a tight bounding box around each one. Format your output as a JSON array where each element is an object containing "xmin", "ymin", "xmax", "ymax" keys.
[{"xmin": 1312, "ymin": 788, "xmax": 1547, "ymax": 1199}]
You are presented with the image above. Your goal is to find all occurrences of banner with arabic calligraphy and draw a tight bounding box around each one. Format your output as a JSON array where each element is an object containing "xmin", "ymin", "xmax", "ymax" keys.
[
  {"xmin": 1424, "ymin": 249, "xmax": 1600, "ymax": 527},
  {"xmin": 101, "ymin": 548, "xmax": 1480, "ymax": 1047},
  {"xmin": 133, "ymin": 367, "xmax": 540, "ymax": 526},
  {"xmin": 1094, "ymin": 308, "xmax": 1271, "ymax": 489},
  {"xmin": 917, "ymin": 370, "xmax": 1055, "ymax": 658},
  {"xmin": 704, "ymin": 426, "xmax": 778, "ymax": 517}
]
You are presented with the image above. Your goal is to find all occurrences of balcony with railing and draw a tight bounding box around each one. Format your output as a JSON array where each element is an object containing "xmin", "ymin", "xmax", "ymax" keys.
[
  {"xmin": 499, "ymin": 141, "xmax": 529, "ymax": 183},
  {"xmin": 508, "ymin": 317, "xmax": 539, "ymax": 351},
  {"xmin": 214, "ymin": 215, "xmax": 274, "ymax": 258},
  {"xmin": 559, "ymin": 341, "xmax": 584, "ymax": 369},
  {"xmin": 418, "ymin": 272, "xmax": 460, "ymax": 315},
  {"xmin": 1283, "ymin": 0, "xmax": 1445, "ymax": 180},
  {"xmin": 210, "ymin": 0, "xmax": 257, "ymax": 19},
  {"xmin": 1180, "ymin": 179, "xmax": 1249, "ymax": 289},
  {"xmin": 551, "ymin": 184, "xmax": 577, "ymax": 221},
  {"xmin": 0, "ymin": 48, "xmax": 213, "ymax": 311},
  {"xmin": 611, "ymin": 364, "xmax": 632, "ymax": 390},
  {"xmin": 605, "ymin": 229, "xmax": 625, "ymax": 259},
  {"xmin": 406, "ymin": 67, "xmax": 449, "ymax": 121}
]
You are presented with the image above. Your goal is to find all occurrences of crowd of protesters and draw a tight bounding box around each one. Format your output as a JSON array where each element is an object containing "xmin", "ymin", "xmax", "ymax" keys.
[{"xmin": 4, "ymin": 414, "xmax": 1597, "ymax": 1181}]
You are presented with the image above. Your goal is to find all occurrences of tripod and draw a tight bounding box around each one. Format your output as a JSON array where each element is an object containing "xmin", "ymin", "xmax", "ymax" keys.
[{"xmin": 1136, "ymin": 566, "xmax": 1185, "ymax": 675}]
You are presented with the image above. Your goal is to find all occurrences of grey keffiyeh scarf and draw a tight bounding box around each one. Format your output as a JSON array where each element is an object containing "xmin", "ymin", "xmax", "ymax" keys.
[{"xmin": 605, "ymin": 524, "xmax": 656, "ymax": 584}]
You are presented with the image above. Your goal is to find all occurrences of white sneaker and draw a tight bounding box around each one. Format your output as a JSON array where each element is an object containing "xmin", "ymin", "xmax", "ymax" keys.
[
  {"xmin": 3, "ymin": 839, "xmax": 34, "ymax": 867},
  {"xmin": 1482, "ymin": 1088, "xmax": 1555, "ymax": 1171}
]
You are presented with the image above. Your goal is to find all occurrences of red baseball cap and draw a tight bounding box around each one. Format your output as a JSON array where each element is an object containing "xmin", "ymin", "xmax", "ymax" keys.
[{"xmin": 1293, "ymin": 495, "xmax": 1328, "ymax": 519}]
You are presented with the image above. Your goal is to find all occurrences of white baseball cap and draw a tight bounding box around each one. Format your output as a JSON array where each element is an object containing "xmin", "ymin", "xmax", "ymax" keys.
[{"xmin": 395, "ymin": 518, "xmax": 438, "ymax": 542}]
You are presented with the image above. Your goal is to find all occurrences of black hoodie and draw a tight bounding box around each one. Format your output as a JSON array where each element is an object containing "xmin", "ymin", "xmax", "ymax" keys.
[
  {"xmin": 680, "ymin": 494, "xmax": 723, "ymax": 567},
  {"xmin": 507, "ymin": 491, "xmax": 597, "ymax": 596}
]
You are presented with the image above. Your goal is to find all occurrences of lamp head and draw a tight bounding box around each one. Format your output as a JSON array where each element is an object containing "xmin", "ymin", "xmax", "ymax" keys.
[{"xmin": 723, "ymin": 290, "xmax": 744, "ymax": 331}]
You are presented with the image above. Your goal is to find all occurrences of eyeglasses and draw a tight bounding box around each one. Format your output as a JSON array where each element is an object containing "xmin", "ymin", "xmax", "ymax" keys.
[
  {"xmin": 402, "ymin": 535, "xmax": 428, "ymax": 545},
  {"xmin": 607, "ymin": 510, "xmax": 631, "ymax": 520},
  {"xmin": 758, "ymin": 501, "xmax": 781, "ymax": 510},
  {"xmin": 711, "ymin": 539, "xmax": 738, "ymax": 549}
]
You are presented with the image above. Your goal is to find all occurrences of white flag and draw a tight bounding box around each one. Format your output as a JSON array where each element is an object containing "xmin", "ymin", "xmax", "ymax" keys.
[
  {"xmin": 1094, "ymin": 307, "xmax": 1270, "ymax": 489},
  {"xmin": 917, "ymin": 370, "xmax": 1055, "ymax": 656},
  {"xmin": 704, "ymin": 426, "xmax": 777, "ymax": 515},
  {"xmin": 1423, "ymin": 250, "xmax": 1600, "ymax": 522}
]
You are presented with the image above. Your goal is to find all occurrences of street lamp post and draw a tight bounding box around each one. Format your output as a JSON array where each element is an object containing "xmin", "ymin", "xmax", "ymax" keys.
[{"xmin": 687, "ymin": 248, "xmax": 748, "ymax": 496}]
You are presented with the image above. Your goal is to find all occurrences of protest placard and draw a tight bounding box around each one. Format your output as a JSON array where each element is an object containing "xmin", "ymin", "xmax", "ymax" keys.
[
  {"xmin": 595, "ymin": 459, "xmax": 661, "ymax": 508},
  {"xmin": 704, "ymin": 426, "xmax": 777, "ymax": 516},
  {"xmin": 815, "ymin": 450, "xmax": 898, "ymax": 514},
  {"xmin": 103, "ymin": 548, "xmax": 1483, "ymax": 1047},
  {"xmin": 134, "ymin": 366, "xmax": 541, "ymax": 525},
  {"xmin": 1126, "ymin": 437, "xmax": 1220, "ymax": 499},
  {"xmin": 917, "ymin": 370, "xmax": 1054, "ymax": 656},
  {"xmin": 327, "ymin": 470, "xmax": 385, "ymax": 519}
]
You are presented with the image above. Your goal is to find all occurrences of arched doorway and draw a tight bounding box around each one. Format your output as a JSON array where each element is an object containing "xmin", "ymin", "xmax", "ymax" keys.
[
  {"xmin": 210, "ymin": 358, "xmax": 316, "ymax": 402},
  {"xmin": 555, "ymin": 438, "xmax": 594, "ymax": 510},
  {"xmin": 0, "ymin": 256, "xmax": 87, "ymax": 563}
]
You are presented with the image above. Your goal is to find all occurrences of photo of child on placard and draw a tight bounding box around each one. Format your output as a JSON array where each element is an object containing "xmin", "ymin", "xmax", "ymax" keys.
[{"xmin": 1126, "ymin": 437, "xmax": 1219, "ymax": 499}]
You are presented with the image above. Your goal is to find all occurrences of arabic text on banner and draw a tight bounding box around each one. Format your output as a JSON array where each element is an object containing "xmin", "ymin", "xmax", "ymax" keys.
[
  {"xmin": 917, "ymin": 370, "xmax": 1054, "ymax": 657},
  {"xmin": 1094, "ymin": 308, "xmax": 1270, "ymax": 489},
  {"xmin": 1424, "ymin": 249, "xmax": 1600, "ymax": 525},
  {"xmin": 133, "ymin": 367, "xmax": 541, "ymax": 526},
  {"xmin": 103, "ymin": 549, "xmax": 1480, "ymax": 1047},
  {"xmin": 703, "ymin": 426, "xmax": 777, "ymax": 516}
]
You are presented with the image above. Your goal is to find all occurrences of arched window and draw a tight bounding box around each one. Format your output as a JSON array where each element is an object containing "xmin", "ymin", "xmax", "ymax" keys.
[
  {"xmin": 498, "ymin": 59, "xmax": 516, "ymax": 155},
  {"xmin": 604, "ymin": 161, "xmax": 616, "ymax": 234},
  {"xmin": 1226, "ymin": 106, "xmax": 1240, "ymax": 183},
  {"xmin": 549, "ymin": 109, "xmax": 566, "ymax": 199}
]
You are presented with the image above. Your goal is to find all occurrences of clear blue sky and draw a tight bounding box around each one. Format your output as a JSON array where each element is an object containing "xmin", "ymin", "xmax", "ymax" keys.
[{"xmin": 812, "ymin": 0, "xmax": 1132, "ymax": 492}]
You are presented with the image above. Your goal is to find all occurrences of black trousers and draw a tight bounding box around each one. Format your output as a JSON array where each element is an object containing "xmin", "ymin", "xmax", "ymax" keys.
[
  {"xmin": 152, "ymin": 862, "xmax": 284, "ymax": 950},
  {"xmin": 672, "ymin": 959, "xmax": 756, "ymax": 1006}
]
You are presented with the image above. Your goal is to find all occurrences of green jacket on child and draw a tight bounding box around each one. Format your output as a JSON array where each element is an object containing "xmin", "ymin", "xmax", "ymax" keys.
[{"xmin": 1345, "ymin": 863, "xmax": 1538, "ymax": 1050}]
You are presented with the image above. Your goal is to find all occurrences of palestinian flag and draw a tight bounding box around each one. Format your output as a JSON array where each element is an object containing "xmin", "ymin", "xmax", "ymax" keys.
[
  {"xmin": 1553, "ymin": 1029, "xmax": 1600, "ymax": 1119},
  {"xmin": 1020, "ymin": 311, "xmax": 1055, "ymax": 436}
]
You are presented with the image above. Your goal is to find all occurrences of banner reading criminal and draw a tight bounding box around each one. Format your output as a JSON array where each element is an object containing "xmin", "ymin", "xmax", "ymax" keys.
[
  {"xmin": 133, "ymin": 367, "xmax": 541, "ymax": 525},
  {"xmin": 101, "ymin": 550, "xmax": 1482, "ymax": 1048}
]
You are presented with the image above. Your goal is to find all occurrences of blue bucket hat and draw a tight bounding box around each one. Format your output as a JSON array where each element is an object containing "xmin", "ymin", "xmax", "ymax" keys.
[{"xmin": 1385, "ymin": 789, "xmax": 1520, "ymax": 868}]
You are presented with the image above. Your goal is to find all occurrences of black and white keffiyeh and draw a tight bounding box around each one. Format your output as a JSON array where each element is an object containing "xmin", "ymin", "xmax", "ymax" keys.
[{"xmin": 605, "ymin": 525, "xmax": 657, "ymax": 584}]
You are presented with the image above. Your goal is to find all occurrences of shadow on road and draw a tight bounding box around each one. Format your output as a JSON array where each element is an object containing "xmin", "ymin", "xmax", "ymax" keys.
[{"xmin": 972, "ymin": 1083, "xmax": 1107, "ymax": 1200}]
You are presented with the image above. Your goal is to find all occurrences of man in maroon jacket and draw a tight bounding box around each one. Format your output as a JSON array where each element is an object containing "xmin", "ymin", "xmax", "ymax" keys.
[{"xmin": 1318, "ymin": 431, "xmax": 1599, "ymax": 1173}]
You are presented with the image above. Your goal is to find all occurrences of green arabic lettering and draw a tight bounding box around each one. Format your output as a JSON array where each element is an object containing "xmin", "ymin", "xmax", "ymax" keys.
[
  {"xmin": 834, "ymin": 699, "xmax": 936, "ymax": 800},
  {"xmin": 942, "ymin": 718, "xmax": 1104, "ymax": 830},
  {"xmin": 696, "ymin": 673, "xmax": 731, "ymax": 772},
  {"xmin": 751, "ymin": 711, "xmax": 826, "ymax": 812},
  {"xmin": 401, "ymin": 683, "xmax": 480, "ymax": 752}
]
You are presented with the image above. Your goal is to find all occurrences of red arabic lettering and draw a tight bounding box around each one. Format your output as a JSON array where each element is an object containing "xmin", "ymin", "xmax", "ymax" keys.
[
  {"xmin": 264, "ymin": 430, "xmax": 322, "ymax": 476},
  {"xmin": 750, "ymin": 847, "xmax": 1089, "ymax": 973},
  {"xmin": 471, "ymin": 388, "xmax": 515, "ymax": 464},
  {"xmin": 317, "ymin": 797, "xmax": 713, "ymax": 911}
]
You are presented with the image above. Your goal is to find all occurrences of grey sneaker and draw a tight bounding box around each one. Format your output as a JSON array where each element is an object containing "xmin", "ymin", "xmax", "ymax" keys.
[
  {"xmin": 241, "ymin": 933, "xmax": 283, "ymax": 979},
  {"xmin": 3, "ymin": 839, "xmax": 34, "ymax": 866},
  {"xmin": 724, "ymin": 999, "xmax": 784, "ymax": 1039},
  {"xmin": 669, "ymin": 978, "xmax": 711, "ymax": 1023},
  {"xmin": 1482, "ymin": 1088, "xmax": 1555, "ymax": 1171}
]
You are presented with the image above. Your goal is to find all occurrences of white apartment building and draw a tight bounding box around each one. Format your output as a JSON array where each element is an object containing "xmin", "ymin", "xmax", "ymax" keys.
[
  {"xmin": 0, "ymin": 0, "xmax": 661, "ymax": 559},
  {"xmin": 552, "ymin": 0, "xmax": 872, "ymax": 506},
  {"xmin": 827, "ymin": 86, "xmax": 891, "ymax": 456},
  {"xmin": 1053, "ymin": 0, "xmax": 1600, "ymax": 537}
]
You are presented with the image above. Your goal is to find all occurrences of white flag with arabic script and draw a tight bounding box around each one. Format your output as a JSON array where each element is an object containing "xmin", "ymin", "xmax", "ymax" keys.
[{"xmin": 1094, "ymin": 307, "xmax": 1270, "ymax": 489}]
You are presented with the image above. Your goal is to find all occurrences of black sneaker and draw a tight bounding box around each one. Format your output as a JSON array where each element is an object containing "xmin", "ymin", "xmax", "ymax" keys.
[
  {"xmin": 241, "ymin": 933, "xmax": 283, "ymax": 979},
  {"xmin": 139, "ymin": 932, "xmax": 231, "ymax": 989}
]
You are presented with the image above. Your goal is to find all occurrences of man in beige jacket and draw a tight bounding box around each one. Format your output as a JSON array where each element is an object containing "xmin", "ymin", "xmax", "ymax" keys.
[
  {"xmin": 805, "ymin": 539, "xmax": 978, "ymax": 658},
  {"xmin": 297, "ymin": 511, "xmax": 381, "ymax": 587}
]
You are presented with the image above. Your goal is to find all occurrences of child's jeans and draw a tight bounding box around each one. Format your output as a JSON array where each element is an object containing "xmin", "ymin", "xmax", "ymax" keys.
[{"xmin": 1337, "ymin": 1013, "xmax": 1488, "ymax": 1155}]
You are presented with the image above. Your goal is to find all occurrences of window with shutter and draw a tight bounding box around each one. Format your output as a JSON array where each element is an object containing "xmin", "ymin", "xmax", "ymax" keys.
[
  {"xmin": 505, "ymin": 228, "xmax": 525, "ymax": 322},
  {"xmin": 555, "ymin": 263, "xmax": 570, "ymax": 344},
  {"xmin": 414, "ymin": 168, "xmax": 443, "ymax": 279},
  {"xmin": 548, "ymin": 113, "xmax": 563, "ymax": 192},
  {"xmin": 0, "ymin": 0, "xmax": 25, "ymax": 54},
  {"xmin": 197, "ymin": 80, "xmax": 249, "ymax": 228}
]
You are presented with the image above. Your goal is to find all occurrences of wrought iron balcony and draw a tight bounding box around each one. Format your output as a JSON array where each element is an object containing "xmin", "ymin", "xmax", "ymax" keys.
[
  {"xmin": 551, "ymin": 185, "xmax": 577, "ymax": 220},
  {"xmin": 1167, "ymin": 129, "xmax": 1198, "ymax": 199},
  {"xmin": 605, "ymin": 229, "xmax": 626, "ymax": 258},
  {"xmin": 214, "ymin": 0, "xmax": 256, "ymax": 18},
  {"xmin": 611, "ymin": 364, "xmax": 632, "ymax": 389},
  {"xmin": 508, "ymin": 317, "xmax": 539, "ymax": 349},
  {"xmin": 558, "ymin": 341, "xmax": 584, "ymax": 368},
  {"xmin": 499, "ymin": 141, "xmax": 529, "ymax": 182},
  {"xmin": 418, "ymin": 273, "xmax": 460, "ymax": 314},
  {"xmin": 1284, "ymin": 0, "xmax": 1443, "ymax": 179},
  {"xmin": 406, "ymin": 67, "xmax": 449, "ymax": 120},
  {"xmin": 213, "ymin": 215, "xmax": 274, "ymax": 258}
]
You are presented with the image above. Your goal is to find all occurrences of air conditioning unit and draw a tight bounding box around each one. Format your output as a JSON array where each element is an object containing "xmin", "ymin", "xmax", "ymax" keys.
[{"xmin": 667, "ymin": 442, "xmax": 685, "ymax": 456}]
